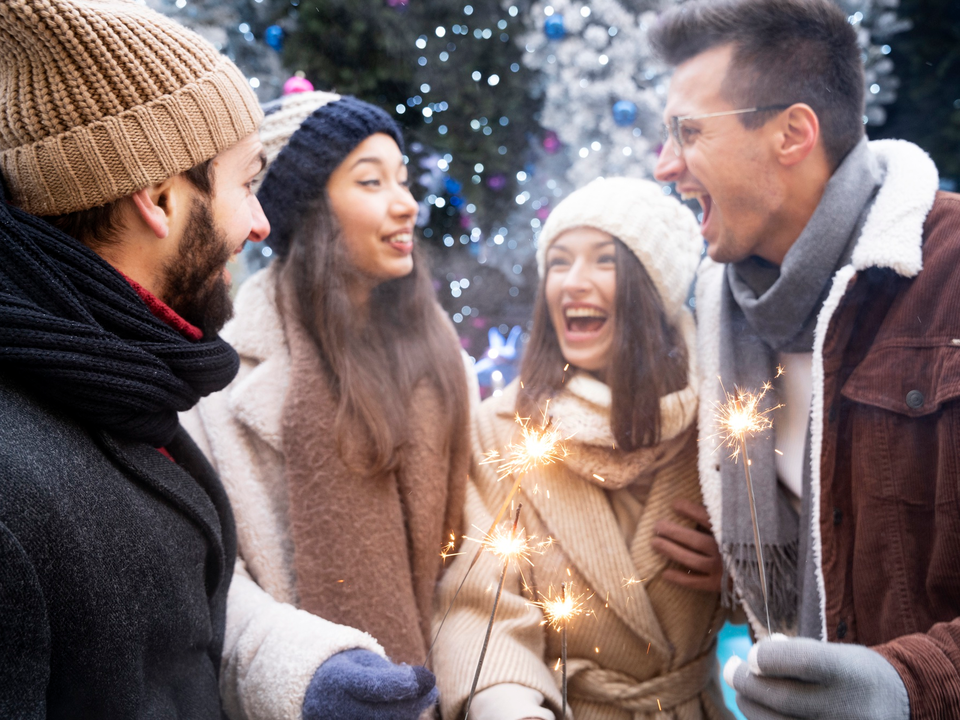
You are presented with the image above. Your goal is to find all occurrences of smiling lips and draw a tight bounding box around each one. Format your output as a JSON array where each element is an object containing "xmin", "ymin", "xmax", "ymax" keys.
[
  {"xmin": 385, "ymin": 231, "xmax": 414, "ymax": 255},
  {"xmin": 564, "ymin": 305, "xmax": 608, "ymax": 335}
]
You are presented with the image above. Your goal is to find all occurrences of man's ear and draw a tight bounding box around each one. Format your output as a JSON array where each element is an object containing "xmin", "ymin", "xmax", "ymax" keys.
[
  {"xmin": 130, "ymin": 177, "xmax": 179, "ymax": 239},
  {"xmin": 775, "ymin": 103, "xmax": 820, "ymax": 168}
]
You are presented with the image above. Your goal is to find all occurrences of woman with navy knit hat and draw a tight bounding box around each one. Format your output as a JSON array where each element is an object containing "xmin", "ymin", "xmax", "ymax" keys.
[
  {"xmin": 430, "ymin": 178, "xmax": 733, "ymax": 720},
  {"xmin": 182, "ymin": 92, "xmax": 471, "ymax": 720}
]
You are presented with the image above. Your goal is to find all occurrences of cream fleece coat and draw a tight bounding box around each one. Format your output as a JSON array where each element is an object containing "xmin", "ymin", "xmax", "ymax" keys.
[
  {"xmin": 182, "ymin": 268, "xmax": 473, "ymax": 720},
  {"xmin": 432, "ymin": 375, "xmax": 731, "ymax": 720}
]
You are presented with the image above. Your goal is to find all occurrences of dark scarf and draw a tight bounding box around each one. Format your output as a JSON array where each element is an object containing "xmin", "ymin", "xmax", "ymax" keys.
[
  {"xmin": 718, "ymin": 138, "xmax": 881, "ymax": 629},
  {"xmin": 0, "ymin": 186, "xmax": 239, "ymax": 447}
]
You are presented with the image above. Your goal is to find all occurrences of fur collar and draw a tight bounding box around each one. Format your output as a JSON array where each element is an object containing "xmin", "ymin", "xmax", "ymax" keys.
[{"xmin": 220, "ymin": 268, "xmax": 290, "ymax": 452}]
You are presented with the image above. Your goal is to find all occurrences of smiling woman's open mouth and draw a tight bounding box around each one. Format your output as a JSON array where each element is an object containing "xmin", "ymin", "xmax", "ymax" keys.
[{"xmin": 565, "ymin": 306, "xmax": 608, "ymax": 334}]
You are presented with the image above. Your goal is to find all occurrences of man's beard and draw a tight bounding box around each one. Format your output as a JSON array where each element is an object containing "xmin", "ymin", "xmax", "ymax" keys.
[{"xmin": 160, "ymin": 197, "xmax": 235, "ymax": 338}]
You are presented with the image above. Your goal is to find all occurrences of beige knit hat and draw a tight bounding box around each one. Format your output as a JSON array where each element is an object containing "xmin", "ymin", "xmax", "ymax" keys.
[
  {"xmin": 536, "ymin": 177, "xmax": 703, "ymax": 319},
  {"xmin": 251, "ymin": 89, "xmax": 341, "ymax": 193},
  {"xmin": 0, "ymin": 0, "xmax": 264, "ymax": 216}
]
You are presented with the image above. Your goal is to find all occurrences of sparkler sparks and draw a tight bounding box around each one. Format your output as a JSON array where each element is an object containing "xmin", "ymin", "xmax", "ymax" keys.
[
  {"xmin": 711, "ymin": 375, "xmax": 784, "ymax": 636},
  {"xmin": 534, "ymin": 584, "xmax": 589, "ymax": 631},
  {"xmin": 712, "ymin": 381, "xmax": 781, "ymax": 463},
  {"xmin": 481, "ymin": 410, "xmax": 570, "ymax": 482}
]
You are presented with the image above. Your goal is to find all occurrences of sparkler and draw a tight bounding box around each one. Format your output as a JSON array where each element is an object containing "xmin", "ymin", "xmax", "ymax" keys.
[
  {"xmin": 428, "ymin": 409, "xmax": 570, "ymax": 662},
  {"xmin": 463, "ymin": 505, "xmax": 525, "ymax": 719},
  {"xmin": 535, "ymin": 582, "xmax": 588, "ymax": 718},
  {"xmin": 713, "ymin": 378, "xmax": 782, "ymax": 636}
]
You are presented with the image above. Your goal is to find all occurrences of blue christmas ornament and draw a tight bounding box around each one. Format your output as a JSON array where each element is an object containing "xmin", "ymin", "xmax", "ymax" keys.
[
  {"xmin": 444, "ymin": 178, "xmax": 463, "ymax": 195},
  {"xmin": 265, "ymin": 25, "xmax": 284, "ymax": 52},
  {"xmin": 544, "ymin": 14, "xmax": 566, "ymax": 40},
  {"xmin": 612, "ymin": 100, "xmax": 638, "ymax": 127}
]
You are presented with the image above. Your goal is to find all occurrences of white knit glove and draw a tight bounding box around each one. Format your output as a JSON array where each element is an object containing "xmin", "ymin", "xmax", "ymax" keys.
[{"xmin": 724, "ymin": 636, "xmax": 910, "ymax": 719}]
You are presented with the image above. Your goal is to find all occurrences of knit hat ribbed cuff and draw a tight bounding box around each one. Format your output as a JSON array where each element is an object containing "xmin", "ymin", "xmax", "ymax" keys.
[
  {"xmin": 536, "ymin": 177, "xmax": 703, "ymax": 319},
  {"xmin": 1, "ymin": 56, "xmax": 262, "ymax": 217}
]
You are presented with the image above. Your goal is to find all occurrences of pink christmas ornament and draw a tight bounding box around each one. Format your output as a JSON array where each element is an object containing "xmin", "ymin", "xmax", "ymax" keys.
[
  {"xmin": 282, "ymin": 76, "xmax": 314, "ymax": 95},
  {"xmin": 536, "ymin": 206, "xmax": 550, "ymax": 221},
  {"xmin": 542, "ymin": 131, "xmax": 560, "ymax": 154}
]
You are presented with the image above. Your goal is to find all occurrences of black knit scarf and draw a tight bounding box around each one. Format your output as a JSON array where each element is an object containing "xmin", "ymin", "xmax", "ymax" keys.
[{"xmin": 0, "ymin": 186, "xmax": 239, "ymax": 447}]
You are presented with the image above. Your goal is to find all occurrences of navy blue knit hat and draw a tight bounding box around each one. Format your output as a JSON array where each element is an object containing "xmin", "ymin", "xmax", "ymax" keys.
[{"xmin": 257, "ymin": 95, "xmax": 405, "ymax": 259}]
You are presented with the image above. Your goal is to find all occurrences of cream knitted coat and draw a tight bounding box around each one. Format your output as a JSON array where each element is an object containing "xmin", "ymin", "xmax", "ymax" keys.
[{"xmin": 432, "ymin": 376, "xmax": 731, "ymax": 720}]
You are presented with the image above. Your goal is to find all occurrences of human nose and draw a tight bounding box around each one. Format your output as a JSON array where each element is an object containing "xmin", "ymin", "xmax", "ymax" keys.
[
  {"xmin": 561, "ymin": 257, "xmax": 592, "ymax": 294},
  {"xmin": 393, "ymin": 184, "xmax": 419, "ymax": 222},
  {"xmin": 654, "ymin": 140, "xmax": 685, "ymax": 184},
  {"xmin": 247, "ymin": 195, "xmax": 270, "ymax": 243}
]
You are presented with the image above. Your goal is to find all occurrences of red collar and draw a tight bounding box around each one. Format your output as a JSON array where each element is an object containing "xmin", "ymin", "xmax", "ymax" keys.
[{"xmin": 122, "ymin": 274, "xmax": 203, "ymax": 342}]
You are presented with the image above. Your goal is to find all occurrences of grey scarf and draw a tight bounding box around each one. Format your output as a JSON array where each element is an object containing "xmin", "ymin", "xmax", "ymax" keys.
[{"xmin": 719, "ymin": 138, "xmax": 881, "ymax": 630}]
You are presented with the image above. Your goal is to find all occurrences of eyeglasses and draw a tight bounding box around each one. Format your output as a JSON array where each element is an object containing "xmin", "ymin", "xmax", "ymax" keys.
[{"xmin": 660, "ymin": 105, "xmax": 792, "ymax": 156}]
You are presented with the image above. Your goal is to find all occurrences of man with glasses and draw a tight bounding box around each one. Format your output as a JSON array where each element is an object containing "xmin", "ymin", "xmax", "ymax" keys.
[{"xmin": 652, "ymin": 0, "xmax": 960, "ymax": 718}]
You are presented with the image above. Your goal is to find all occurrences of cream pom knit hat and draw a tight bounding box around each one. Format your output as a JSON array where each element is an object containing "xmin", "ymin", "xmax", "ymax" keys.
[
  {"xmin": 0, "ymin": 0, "xmax": 263, "ymax": 217},
  {"xmin": 536, "ymin": 177, "xmax": 703, "ymax": 319}
]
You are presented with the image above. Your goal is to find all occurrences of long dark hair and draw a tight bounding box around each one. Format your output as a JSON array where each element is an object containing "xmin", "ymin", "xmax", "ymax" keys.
[
  {"xmin": 517, "ymin": 238, "xmax": 688, "ymax": 451},
  {"xmin": 277, "ymin": 191, "xmax": 468, "ymax": 475}
]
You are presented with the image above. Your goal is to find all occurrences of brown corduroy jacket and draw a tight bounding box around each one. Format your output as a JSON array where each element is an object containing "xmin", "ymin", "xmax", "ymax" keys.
[
  {"xmin": 820, "ymin": 191, "xmax": 960, "ymax": 719},
  {"xmin": 697, "ymin": 141, "xmax": 960, "ymax": 720}
]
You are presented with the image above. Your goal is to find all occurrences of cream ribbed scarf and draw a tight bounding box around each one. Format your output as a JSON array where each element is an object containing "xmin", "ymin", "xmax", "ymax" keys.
[{"xmin": 546, "ymin": 308, "xmax": 699, "ymax": 490}]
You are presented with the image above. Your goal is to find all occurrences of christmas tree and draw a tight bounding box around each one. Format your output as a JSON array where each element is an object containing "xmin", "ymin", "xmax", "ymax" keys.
[
  {"xmin": 283, "ymin": 0, "xmax": 548, "ymax": 361},
  {"xmin": 517, "ymin": 0, "xmax": 906, "ymax": 200},
  {"xmin": 870, "ymin": 0, "xmax": 960, "ymax": 185}
]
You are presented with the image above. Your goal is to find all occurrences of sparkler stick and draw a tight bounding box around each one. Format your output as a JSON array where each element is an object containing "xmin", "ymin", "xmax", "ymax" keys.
[
  {"xmin": 713, "ymin": 380, "xmax": 782, "ymax": 636},
  {"xmin": 534, "ymin": 582, "xmax": 588, "ymax": 719},
  {"xmin": 463, "ymin": 504, "xmax": 523, "ymax": 720},
  {"xmin": 560, "ymin": 583, "xmax": 568, "ymax": 719},
  {"xmin": 427, "ymin": 409, "xmax": 569, "ymax": 662}
]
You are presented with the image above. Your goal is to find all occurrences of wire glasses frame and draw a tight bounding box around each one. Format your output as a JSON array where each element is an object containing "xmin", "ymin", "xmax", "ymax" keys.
[{"xmin": 660, "ymin": 105, "xmax": 792, "ymax": 156}]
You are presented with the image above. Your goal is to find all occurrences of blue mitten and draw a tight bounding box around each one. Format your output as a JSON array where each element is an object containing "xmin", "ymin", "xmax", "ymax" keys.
[
  {"xmin": 302, "ymin": 649, "xmax": 438, "ymax": 720},
  {"xmin": 724, "ymin": 636, "xmax": 909, "ymax": 720}
]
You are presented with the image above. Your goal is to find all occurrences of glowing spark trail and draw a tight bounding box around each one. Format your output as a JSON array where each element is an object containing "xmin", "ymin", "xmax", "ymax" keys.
[
  {"xmin": 463, "ymin": 505, "xmax": 524, "ymax": 719},
  {"xmin": 712, "ymin": 378, "xmax": 783, "ymax": 636},
  {"xmin": 428, "ymin": 409, "xmax": 570, "ymax": 666},
  {"xmin": 533, "ymin": 582, "xmax": 587, "ymax": 719}
]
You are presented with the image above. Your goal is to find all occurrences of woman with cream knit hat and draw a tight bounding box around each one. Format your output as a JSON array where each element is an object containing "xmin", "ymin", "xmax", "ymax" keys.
[
  {"xmin": 182, "ymin": 91, "xmax": 470, "ymax": 720},
  {"xmin": 431, "ymin": 178, "xmax": 733, "ymax": 720}
]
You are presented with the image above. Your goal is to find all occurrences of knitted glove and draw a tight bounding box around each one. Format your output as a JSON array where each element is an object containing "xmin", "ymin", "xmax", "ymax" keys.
[
  {"xmin": 302, "ymin": 649, "xmax": 438, "ymax": 720},
  {"xmin": 723, "ymin": 637, "xmax": 909, "ymax": 720}
]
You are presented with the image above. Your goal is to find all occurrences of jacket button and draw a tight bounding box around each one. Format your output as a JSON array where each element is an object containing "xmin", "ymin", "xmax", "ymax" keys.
[
  {"xmin": 906, "ymin": 390, "xmax": 924, "ymax": 409},
  {"xmin": 833, "ymin": 508, "xmax": 843, "ymax": 526},
  {"xmin": 837, "ymin": 619, "xmax": 848, "ymax": 639}
]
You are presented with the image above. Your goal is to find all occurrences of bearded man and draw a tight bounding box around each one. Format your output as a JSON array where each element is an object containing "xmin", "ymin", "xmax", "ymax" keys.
[
  {"xmin": 652, "ymin": 0, "xmax": 960, "ymax": 718},
  {"xmin": 0, "ymin": 0, "xmax": 270, "ymax": 716}
]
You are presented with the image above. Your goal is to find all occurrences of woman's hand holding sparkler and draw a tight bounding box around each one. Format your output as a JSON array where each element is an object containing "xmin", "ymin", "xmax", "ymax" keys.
[{"xmin": 651, "ymin": 499, "xmax": 723, "ymax": 593}]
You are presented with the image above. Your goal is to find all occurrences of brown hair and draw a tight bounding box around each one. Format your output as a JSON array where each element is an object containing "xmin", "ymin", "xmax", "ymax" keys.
[
  {"xmin": 650, "ymin": 0, "xmax": 864, "ymax": 169},
  {"xmin": 278, "ymin": 191, "xmax": 468, "ymax": 475},
  {"xmin": 43, "ymin": 160, "xmax": 214, "ymax": 250},
  {"xmin": 517, "ymin": 238, "xmax": 688, "ymax": 451}
]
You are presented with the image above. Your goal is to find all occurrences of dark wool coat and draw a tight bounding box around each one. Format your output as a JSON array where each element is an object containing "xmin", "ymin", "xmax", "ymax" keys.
[
  {"xmin": 698, "ymin": 140, "xmax": 960, "ymax": 719},
  {"xmin": 0, "ymin": 374, "xmax": 237, "ymax": 719}
]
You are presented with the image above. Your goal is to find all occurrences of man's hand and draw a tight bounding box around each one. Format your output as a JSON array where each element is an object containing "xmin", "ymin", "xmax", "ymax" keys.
[
  {"xmin": 303, "ymin": 649, "xmax": 438, "ymax": 720},
  {"xmin": 651, "ymin": 499, "xmax": 723, "ymax": 593},
  {"xmin": 724, "ymin": 636, "xmax": 910, "ymax": 719}
]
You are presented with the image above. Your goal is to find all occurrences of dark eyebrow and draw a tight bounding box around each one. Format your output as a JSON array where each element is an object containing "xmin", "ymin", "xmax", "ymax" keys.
[{"xmin": 350, "ymin": 157, "xmax": 384, "ymax": 170}]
